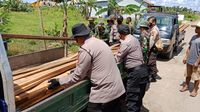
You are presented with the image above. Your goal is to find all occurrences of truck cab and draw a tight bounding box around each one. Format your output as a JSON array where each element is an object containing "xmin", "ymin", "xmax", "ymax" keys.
[{"xmin": 133, "ymin": 12, "xmax": 185, "ymax": 59}]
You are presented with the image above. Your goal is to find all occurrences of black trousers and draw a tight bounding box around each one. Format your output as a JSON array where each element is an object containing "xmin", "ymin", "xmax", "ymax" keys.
[
  {"xmin": 148, "ymin": 47, "xmax": 158, "ymax": 79},
  {"xmin": 126, "ymin": 64, "xmax": 149, "ymax": 112},
  {"xmin": 87, "ymin": 96, "xmax": 122, "ymax": 112}
]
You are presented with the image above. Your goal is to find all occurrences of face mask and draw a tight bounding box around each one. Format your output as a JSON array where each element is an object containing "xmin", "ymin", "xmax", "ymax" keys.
[
  {"xmin": 111, "ymin": 20, "xmax": 114, "ymax": 24},
  {"xmin": 126, "ymin": 22, "xmax": 129, "ymax": 24},
  {"xmin": 89, "ymin": 22, "xmax": 93, "ymax": 24},
  {"xmin": 117, "ymin": 20, "xmax": 122, "ymax": 24},
  {"xmin": 149, "ymin": 22, "xmax": 153, "ymax": 27}
]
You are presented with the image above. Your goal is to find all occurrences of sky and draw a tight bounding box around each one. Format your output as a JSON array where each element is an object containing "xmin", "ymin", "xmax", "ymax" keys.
[
  {"xmin": 23, "ymin": 0, "xmax": 200, "ymax": 11},
  {"xmin": 149, "ymin": 0, "xmax": 200, "ymax": 11}
]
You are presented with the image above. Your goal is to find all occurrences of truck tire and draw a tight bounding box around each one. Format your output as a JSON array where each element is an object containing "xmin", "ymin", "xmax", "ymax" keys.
[
  {"xmin": 166, "ymin": 49, "xmax": 173, "ymax": 59},
  {"xmin": 174, "ymin": 44, "xmax": 179, "ymax": 52}
]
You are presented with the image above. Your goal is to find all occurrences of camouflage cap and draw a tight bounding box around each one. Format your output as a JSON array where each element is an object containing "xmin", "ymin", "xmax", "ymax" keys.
[
  {"xmin": 107, "ymin": 17, "xmax": 111, "ymax": 21},
  {"xmin": 88, "ymin": 17, "xmax": 94, "ymax": 21},
  {"xmin": 109, "ymin": 14, "xmax": 116, "ymax": 19},
  {"xmin": 140, "ymin": 21, "xmax": 150, "ymax": 28},
  {"xmin": 97, "ymin": 21, "xmax": 104, "ymax": 26}
]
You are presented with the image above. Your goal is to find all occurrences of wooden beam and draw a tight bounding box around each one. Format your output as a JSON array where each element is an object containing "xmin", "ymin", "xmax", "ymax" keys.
[
  {"xmin": 14, "ymin": 61, "xmax": 77, "ymax": 95},
  {"xmin": 1, "ymin": 33, "xmax": 74, "ymax": 41}
]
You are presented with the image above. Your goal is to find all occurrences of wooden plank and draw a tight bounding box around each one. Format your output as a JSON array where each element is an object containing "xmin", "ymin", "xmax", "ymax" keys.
[
  {"xmin": 13, "ymin": 58, "xmax": 77, "ymax": 81},
  {"xmin": 16, "ymin": 86, "xmax": 63, "ymax": 110},
  {"xmin": 12, "ymin": 53, "xmax": 78, "ymax": 76},
  {"xmin": 15, "ymin": 70, "xmax": 71, "ymax": 102},
  {"xmin": 14, "ymin": 61, "xmax": 77, "ymax": 95},
  {"xmin": 1, "ymin": 33, "xmax": 74, "ymax": 41}
]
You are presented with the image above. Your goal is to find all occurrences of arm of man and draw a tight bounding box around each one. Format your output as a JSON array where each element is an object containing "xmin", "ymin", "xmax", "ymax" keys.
[
  {"xmin": 59, "ymin": 48, "xmax": 91, "ymax": 87},
  {"xmin": 149, "ymin": 30, "xmax": 158, "ymax": 49},
  {"xmin": 109, "ymin": 26, "xmax": 114, "ymax": 43},
  {"xmin": 115, "ymin": 43, "xmax": 129, "ymax": 63},
  {"xmin": 193, "ymin": 54, "xmax": 200, "ymax": 69}
]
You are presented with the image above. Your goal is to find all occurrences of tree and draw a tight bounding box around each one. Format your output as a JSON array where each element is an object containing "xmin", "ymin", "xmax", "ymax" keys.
[
  {"xmin": 77, "ymin": 0, "xmax": 102, "ymax": 20},
  {"xmin": 37, "ymin": 0, "xmax": 47, "ymax": 49},
  {"xmin": 95, "ymin": 0, "xmax": 147, "ymax": 17}
]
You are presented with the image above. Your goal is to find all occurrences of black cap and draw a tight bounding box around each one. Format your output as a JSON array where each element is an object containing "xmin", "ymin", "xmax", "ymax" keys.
[
  {"xmin": 118, "ymin": 24, "xmax": 130, "ymax": 35},
  {"xmin": 70, "ymin": 23, "xmax": 91, "ymax": 39}
]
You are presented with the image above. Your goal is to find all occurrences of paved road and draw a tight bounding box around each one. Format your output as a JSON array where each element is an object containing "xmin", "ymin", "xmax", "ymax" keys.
[{"xmin": 143, "ymin": 21, "xmax": 200, "ymax": 112}]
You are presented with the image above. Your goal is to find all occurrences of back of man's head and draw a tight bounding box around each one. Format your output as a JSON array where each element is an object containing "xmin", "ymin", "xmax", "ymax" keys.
[{"xmin": 118, "ymin": 24, "xmax": 130, "ymax": 35}]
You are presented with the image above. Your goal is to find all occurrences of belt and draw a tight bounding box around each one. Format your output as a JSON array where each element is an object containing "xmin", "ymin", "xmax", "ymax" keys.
[{"xmin": 127, "ymin": 64, "xmax": 145, "ymax": 73}]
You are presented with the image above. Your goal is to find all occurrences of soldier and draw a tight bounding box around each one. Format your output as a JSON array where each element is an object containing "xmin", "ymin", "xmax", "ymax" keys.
[
  {"xmin": 109, "ymin": 15, "xmax": 123, "ymax": 46},
  {"xmin": 94, "ymin": 21, "xmax": 109, "ymax": 44},
  {"xmin": 86, "ymin": 17, "xmax": 96, "ymax": 35},
  {"xmin": 147, "ymin": 16, "xmax": 160, "ymax": 82},
  {"xmin": 109, "ymin": 14, "xmax": 117, "ymax": 25},
  {"xmin": 105, "ymin": 17, "xmax": 113, "ymax": 34},
  {"xmin": 126, "ymin": 17, "xmax": 134, "ymax": 35},
  {"xmin": 139, "ymin": 21, "xmax": 151, "ymax": 64},
  {"xmin": 48, "ymin": 23, "xmax": 125, "ymax": 112},
  {"xmin": 115, "ymin": 25, "xmax": 149, "ymax": 112}
]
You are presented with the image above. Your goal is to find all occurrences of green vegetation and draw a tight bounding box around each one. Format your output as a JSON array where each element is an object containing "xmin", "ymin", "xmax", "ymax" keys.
[
  {"xmin": 162, "ymin": 6, "xmax": 200, "ymax": 22},
  {"xmin": 1, "ymin": 6, "xmax": 110, "ymax": 56}
]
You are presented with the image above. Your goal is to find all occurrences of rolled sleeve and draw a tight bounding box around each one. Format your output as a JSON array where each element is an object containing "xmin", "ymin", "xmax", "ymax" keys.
[
  {"xmin": 115, "ymin": 44, "xmax": 129, "ymax": 63},
  {"xmin": 59, "ymin": 49, "xmax": 91, "ymax": 86}
]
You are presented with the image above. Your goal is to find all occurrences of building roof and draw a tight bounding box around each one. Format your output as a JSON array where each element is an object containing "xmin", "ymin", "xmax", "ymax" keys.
[{"xmin": 143, "ymin": 0, "xmax": 153, "ymax": 5}]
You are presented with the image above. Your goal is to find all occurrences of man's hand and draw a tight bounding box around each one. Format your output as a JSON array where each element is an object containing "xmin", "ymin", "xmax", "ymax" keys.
[
  {"xmin": 48, "ymin": 79, "xmax": 60, "ymax": 90},
  {"xmin": 193, "ymin": 61, "xmax": 199, "ymax": 70},
  {"xmin": 183, "ymin": 58, "xmax": 187, "ymax": 64}
]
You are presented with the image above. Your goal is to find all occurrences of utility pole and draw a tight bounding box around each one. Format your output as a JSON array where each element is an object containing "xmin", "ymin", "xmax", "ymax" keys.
[{"xmin": 37, "ymin": 0, "xmax": 47, "ymax": 50}]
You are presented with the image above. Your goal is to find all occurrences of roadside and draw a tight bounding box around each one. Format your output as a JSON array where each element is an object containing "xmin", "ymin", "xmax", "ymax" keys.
[{"xmin": 143, "ymin": 20, "xmax": 200, "ymax": 112}]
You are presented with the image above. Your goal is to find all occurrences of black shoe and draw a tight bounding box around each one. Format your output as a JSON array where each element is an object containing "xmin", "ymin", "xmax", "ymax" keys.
[{"xmin": 150, "ymin": 78, "xmax": 157, "ymax": 82}]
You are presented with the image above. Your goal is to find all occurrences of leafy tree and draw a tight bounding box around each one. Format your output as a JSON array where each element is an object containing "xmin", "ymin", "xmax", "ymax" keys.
[
  {"xmin": 95, "ymin": 0, "xmax": 149, "ymax": 17},
  {"xmin": 77, "ymin": 0, "xmax": 102, "ymax": 20}
]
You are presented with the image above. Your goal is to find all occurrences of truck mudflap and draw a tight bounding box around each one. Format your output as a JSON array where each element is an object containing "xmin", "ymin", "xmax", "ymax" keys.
[
  {"xmin": 0, "ymin": 99, "xmax": 8, "ymax": 112},
  {"xmin": 23, "ymin": 62, "xmax": 126, "ymax": 112}
]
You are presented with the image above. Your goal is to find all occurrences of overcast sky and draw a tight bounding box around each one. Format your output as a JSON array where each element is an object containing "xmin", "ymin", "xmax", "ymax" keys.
[
  {"xmin": 149, "ymin": 0, "xmax": 200, "ymax": 11},
  {"xmin": 23, "ymin": 0, "xmax": 200, "ymax": 11}
]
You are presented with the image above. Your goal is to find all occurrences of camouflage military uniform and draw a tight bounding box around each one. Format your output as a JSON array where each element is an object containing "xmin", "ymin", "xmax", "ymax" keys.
[
  {"xmin": 139, "ymin": 30, "xmax": 150, "ymax": 63},
  {"xmin": 87, "ymin": 23, "xmax": 96, "ymax": 35},
  {"xmin": 128, "ymin": 22, "xmax": 134, "ymax": 35},
  {"xmin": 95, "ymin": 21, "xmax": 109, "ymax": 44}
]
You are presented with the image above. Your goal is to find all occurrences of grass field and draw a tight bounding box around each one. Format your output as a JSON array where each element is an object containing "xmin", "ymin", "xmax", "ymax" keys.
[{"xmin": 4, "ymin": 7, "xmax": 102, "ymax": 56}]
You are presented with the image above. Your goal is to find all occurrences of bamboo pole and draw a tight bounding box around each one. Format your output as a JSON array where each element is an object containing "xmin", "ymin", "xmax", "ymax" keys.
[{"xmin": 37, "ymin": 0, "xmax": 47, "ymax": 50}]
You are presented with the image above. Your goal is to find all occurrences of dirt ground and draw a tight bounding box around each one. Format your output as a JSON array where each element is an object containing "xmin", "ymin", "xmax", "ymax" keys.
[{"xmin": 142, "ymin": 21, "xmax": 200, "ymax": 112}]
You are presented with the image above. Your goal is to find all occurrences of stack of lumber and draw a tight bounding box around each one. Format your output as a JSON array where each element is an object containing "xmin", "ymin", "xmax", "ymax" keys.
[
  {"xmin": 179, "ymin": 24, "xmax": 189, "ymax": 32},
  {"xmin": 13, "ymin": 44, "xmax": 120, "ymax": 110}
]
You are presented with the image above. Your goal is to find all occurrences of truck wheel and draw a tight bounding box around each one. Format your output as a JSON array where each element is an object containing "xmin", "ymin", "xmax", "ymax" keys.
[{"xmin": 166, "ymin": 49, "xmax": 173, "ymax": 59}]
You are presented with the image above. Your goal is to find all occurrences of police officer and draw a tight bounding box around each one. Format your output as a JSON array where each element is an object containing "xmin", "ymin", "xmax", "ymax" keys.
[
  {"xmin": 115, "ymin": 24, "xmax": 149, "ymax": 112},
  {"xmin": 87, "ymin": 17, "xmax": 96, "ymax": 35},
  {"xmin": 126, "ymin": 17, "xmax": 134, "ymax": 35},
  {"xmin": 94, "ymin": 21, "xmax": 109, "ymax": 44},
  {"xmin": 109, "ymin": 15, "xmax": 123, "ymax": 46},
  {"xmin": 147, "ymin": 16, "xmax": 160, "ymax": 82},
  {"xmin": 48, "ymin": 23, "xmax": 125, "ymax": 112},
  {"xmin": 139, "ymin": 21, "xmax": 151, "ymax": 64}
]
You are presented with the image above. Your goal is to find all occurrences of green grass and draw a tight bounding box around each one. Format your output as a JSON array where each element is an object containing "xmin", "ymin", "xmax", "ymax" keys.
[
  {"xmin": 4, "ymin": 7, "xmax": 90, "ymax": 56},
  {"xmin": 3, "ymin": 7, "xmax": 133, "ymax": 56}
]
